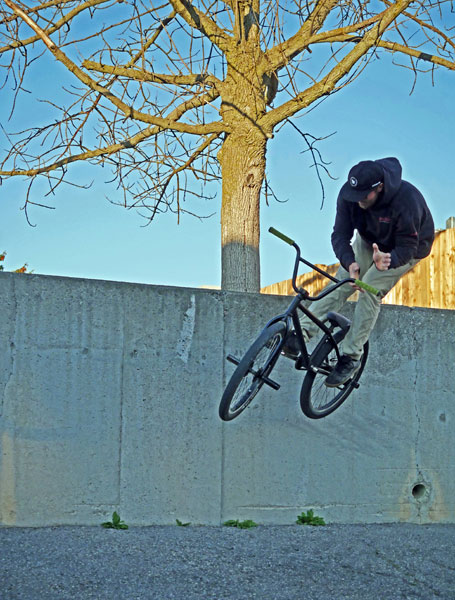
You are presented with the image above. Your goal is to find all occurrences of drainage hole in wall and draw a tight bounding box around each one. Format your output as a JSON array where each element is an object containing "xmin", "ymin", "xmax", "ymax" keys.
[{"xmin": 412, "ymin": 484, "xmax": 427, "ymax": 500}]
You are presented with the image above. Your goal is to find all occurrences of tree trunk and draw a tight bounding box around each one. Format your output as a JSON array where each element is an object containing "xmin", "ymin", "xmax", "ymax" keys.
[
  {"xmin": 218, "ymin": 28, "xmax": 269, "ymax": 293},
  {"xmin": 219, "ymin": 131, "xmax": 267, "ymax": 292}
]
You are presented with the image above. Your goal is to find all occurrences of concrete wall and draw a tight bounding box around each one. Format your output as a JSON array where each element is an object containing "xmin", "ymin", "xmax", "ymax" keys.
[{"xmin": 0, "ymin": 272, "xmax": 453, "ymax": 527}]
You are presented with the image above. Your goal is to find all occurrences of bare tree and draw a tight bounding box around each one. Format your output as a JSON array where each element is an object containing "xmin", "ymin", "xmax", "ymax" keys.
[{"xmin": 1, "ymin": 0, "xmax": 454, "ymax": 291}]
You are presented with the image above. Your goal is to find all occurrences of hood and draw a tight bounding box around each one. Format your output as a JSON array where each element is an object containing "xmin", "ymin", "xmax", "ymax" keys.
[{"xmin": 375, "ymin": 157, "xmax": 402, "ymax": 204}]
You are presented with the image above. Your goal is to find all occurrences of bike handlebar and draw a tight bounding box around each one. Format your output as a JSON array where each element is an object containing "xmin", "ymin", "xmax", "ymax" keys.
[
  {"xmin": 268, "ymin": 226, "xmax": 381, "ymax": 298},
  {"xmin": 268, "ymin": 227, "xmax": 295, "ymax": 246},
  {"xmin": 353, "ymin": 279, "xmax": 380, "ymax": 296}
]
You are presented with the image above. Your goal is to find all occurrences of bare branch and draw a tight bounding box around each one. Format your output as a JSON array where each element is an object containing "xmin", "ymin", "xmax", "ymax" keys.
[
  {"xmin": 382, "ymin": 0, "xmax": 455, "ymax": 55},
  {"xmin": 263, "ymin": 0, "xmax": 341, "ymax": 73},
  {"xmin": 0, "ymin": 0, "xmax": 113, "ymax": 54},
  {"xmin": 377, "ymin": 39, "xmax": 455, "ymax": 70},
  {"xmin": 83, "ymin": 60, "xmax": 222, "ymax": 87},
  {"xmin": 168, "ymin": 0, "xmax": 233, "ymax": 52},
  {"xmin": 0, "ymin": 127, "xmax": 157, "ymax": 177},
  {"xmin": 0, "ymin": 85, "xmax": 222, "ymax": 178},
  {"xmin": 135, "ymin": 132, "xmax": 221, "ymax": 222},
  {"xmin": 3, "ymin": 0, "xmax": 226, "ymax": 136},
  {"xmin": 1, "ymin": 0, "xmax": 76, "ymax": 25},
  {"xmin": 261, "ymin": 0, "xmax": 419, "ymax": 128}
]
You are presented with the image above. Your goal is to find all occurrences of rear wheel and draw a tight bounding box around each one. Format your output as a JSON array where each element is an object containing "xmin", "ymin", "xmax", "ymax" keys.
[
  {"xmin": 219, "ymin": 321, "xmax": 287, "ymax": 421},
  {"xmin": 300, "ymin": 329, "xmax": 368, "ymax": 419}
]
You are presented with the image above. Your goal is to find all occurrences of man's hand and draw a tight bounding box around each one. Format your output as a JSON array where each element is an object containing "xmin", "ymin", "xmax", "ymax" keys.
[
  {"xmin": 373, "ymin": 243, "xmax": 391, "ymax": 271},
  {"xmin": 348, "ymin": 262, "xmax": 363, "ymax": 291}
]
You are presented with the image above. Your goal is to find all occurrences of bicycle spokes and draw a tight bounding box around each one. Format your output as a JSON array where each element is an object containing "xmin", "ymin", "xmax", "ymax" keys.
[
  {"xmin": 227, "ymin": 354, "xmax": 280, "ymax": 391},
  {"xmin": 219, "ymin": 325, "xmax": 287, "ymax": 421}
]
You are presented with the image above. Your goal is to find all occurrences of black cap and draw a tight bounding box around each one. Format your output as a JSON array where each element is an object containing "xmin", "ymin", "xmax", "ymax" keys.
[{"xmin": 340, "ymin": 160, "xmax": 384, "ymax": 202}]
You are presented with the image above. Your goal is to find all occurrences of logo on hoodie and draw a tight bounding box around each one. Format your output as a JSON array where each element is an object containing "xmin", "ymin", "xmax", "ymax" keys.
[{"xmin": 349, "ymin": 176, "xmax": 358, "ymax": 188}]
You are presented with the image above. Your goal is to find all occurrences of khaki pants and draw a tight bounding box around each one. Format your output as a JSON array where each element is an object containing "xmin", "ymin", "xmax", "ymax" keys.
[{"xmin": 299, "ymin": 235, "xmax": 419, "ymax": 359}]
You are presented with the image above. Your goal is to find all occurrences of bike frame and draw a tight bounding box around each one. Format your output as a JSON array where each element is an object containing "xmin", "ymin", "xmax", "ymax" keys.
[
  {"xmin": 263, "ymin": 228, "xmax": 378, "ymax": 371},
  {"xmin": 264, "ymin": 279, "xmax": 348, "ymax": 370}
]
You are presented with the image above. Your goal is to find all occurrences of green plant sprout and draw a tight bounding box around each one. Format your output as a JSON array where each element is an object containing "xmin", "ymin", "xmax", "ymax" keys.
[
  {"xmin": 176, "ymin": 519, "xmax": 191, "ymax": 527},
  {"xmin": 296, "ymin": 510, "xmax": 326, "ymax": 526},
  {"xmin": 101, "ymin": 511, "xmax": 129, "ymax": 530},
  {"xmin": 223, "ymin": 519, "xmax": 258, "ymax": 529}
]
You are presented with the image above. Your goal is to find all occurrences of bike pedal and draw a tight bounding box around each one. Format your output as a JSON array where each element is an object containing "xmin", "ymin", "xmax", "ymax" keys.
[
  {"xmin": 226, "ymin": 354, "xmax": 240, "ymax": 366},
  {"xmin": 263, "ymin": 376, "xmax": 280, "ymax": 391}
]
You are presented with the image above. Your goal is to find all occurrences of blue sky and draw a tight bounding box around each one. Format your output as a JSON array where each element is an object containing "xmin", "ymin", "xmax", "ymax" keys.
[{"xmin": 1, "ymin": 52, "xmax": 454, "ymax": 290}]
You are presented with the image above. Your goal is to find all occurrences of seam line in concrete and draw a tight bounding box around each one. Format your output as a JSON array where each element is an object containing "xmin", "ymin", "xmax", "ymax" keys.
[
  {"xmin": 220, "ymin": 293, "xmax": 227, "ymax": 525},
  {"xmin": 118, "ymin": 292, "xmax": 126, "ymax": 508}
]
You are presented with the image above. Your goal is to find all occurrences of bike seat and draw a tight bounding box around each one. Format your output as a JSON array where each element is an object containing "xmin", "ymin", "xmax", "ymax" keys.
[{"xmin": 326, "ymin": 311, "xmax": 351, "ymax": 332}]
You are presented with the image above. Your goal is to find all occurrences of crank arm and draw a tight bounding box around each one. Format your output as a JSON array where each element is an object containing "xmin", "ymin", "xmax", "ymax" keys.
[
  {"xmin": 332, "ymin": 380, "xmax": 360, "ymax": 391},
  {"xmin": 331, "ymin": 380, "xmax": 361, "ymax": 391}
]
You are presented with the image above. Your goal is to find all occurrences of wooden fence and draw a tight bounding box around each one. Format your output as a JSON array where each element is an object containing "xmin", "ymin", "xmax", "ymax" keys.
[{"xmin": 261, "ymin": 228, "xmax": 455, "ymax": 310}]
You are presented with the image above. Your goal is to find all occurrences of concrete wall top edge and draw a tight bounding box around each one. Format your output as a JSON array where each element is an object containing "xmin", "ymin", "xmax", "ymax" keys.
[
  {"xmin": 0, "ymin": 271, "xmax": 213, "ymax": 296},
  {"xmin": 1, "ymin": 272, "xmax": 454, "ymax": 317}
]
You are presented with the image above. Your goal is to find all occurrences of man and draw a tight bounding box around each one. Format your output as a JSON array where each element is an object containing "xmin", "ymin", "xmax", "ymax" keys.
[{"xmin": 284, "ymin": 157, "xmax": 435, "ymax": 387}]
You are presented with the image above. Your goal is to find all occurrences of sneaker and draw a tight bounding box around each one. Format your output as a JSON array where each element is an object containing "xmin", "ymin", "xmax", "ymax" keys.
[
  {"xmin": 281, "ymin": 331, "xmax": 300, "ymax": 360},
  {"xmin": 324, "ymin": 354, "xmax": 361, "ymax": 387}
]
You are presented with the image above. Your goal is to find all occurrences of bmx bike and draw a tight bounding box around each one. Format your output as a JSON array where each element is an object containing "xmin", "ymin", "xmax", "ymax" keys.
[{"xmin": 219, "ymin": 227, "xmax": 380, "ymax": 421}]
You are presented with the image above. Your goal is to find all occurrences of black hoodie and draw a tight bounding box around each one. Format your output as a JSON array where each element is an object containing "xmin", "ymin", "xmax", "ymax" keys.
[{"xmin": 331, "ymin": 157, "xmax": 435, "ymax": 270}]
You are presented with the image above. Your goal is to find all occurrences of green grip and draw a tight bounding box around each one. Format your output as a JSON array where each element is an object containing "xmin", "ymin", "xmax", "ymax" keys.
[
  {"xmin": 355, "ymin": 279, "xmax": 381, "ymax": 296},
  {"xmin": 269, "ymin": 227, "xmax": 295, "ymax": 246}
]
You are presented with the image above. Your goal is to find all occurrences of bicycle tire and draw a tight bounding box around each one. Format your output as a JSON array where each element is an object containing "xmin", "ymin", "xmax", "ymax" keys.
[
  {"xmin": 219, "ymin": 321, "xmax": 287, "ymax": 421},
  {"xmin": 300, "ymin": 328, "xmax": 369, "ymax": 419}
]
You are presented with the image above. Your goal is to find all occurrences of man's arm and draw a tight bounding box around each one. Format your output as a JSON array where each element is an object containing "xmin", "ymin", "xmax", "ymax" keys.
[
  {"xmin": 389, "ymin": 188, "xmax": 430, "ymax": 268},
  {"xmin": 331, "ymin": 195, "xmax": 356, "ymax": 270},
  {"xmin": 389, "ymin": 211, "xmax": 420, "ymax": 268}
]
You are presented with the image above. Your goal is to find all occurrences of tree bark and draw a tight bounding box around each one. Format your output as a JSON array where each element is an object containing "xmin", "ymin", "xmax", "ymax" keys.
[
  {"xmin": 219, "ymin": 130, "xmax": 267, "ymax": 292},
  {"xmin": 218, "ymin": 13, "xmax": 270, "ymax": 293}
]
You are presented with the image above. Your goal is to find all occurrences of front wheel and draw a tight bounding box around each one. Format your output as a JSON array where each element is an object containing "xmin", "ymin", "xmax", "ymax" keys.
[
  {"xmin": 300, "ymin": 330, "xmax": 369, "ymax": 419},
  {"xmin": 219, "ymin": 321, "xmax": 287, "ymax": 421}
]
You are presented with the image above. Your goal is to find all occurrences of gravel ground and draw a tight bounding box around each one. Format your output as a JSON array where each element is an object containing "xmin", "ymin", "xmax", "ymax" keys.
[{"xmin": 1, "ymin": 523, "xmax": 454, "ymax": 599}]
